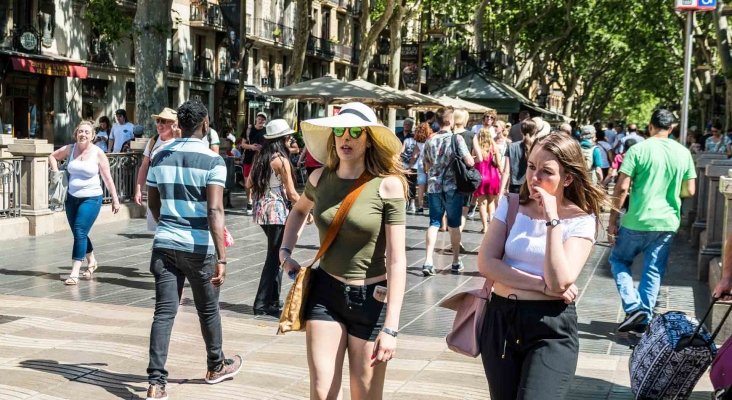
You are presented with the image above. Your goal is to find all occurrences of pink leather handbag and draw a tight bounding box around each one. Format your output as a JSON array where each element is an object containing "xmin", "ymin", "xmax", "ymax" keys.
[{"xmin": 440, "ymin": 194, "xmax": 519, "ymax": 357}]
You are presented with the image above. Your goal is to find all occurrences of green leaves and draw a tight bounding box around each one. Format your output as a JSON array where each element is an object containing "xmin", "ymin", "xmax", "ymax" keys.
[{"xmin": 83, "ymin": 0, "xmax": 133, "ymax": 44}]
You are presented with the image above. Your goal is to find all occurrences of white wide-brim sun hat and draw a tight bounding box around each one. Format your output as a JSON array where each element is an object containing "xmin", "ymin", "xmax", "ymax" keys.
[{"xmin": 301, "ymin": 102, "xmax": 402, "ymax": 164}]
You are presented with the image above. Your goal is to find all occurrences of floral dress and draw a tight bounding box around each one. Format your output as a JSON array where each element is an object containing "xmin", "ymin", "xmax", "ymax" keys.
[{"xmin": 253, "ymin": 156, "xmax": 289, "ymax": 226}]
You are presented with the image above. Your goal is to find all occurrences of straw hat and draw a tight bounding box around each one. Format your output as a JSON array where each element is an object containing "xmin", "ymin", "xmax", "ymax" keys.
[
  {"xmin": 263, "ymin": 119, "xmax": 295, "ymax": 139},
  {"xmin": 151, "ymin": 107, "xmax": 177, "ymax": 121},
  {"xmin": 532, "ymin": 116, "xmax": 551, "ymax": 139},
  {"xmin": 300, "ymin": 102, "xmax": 401, "ymax": 164}
]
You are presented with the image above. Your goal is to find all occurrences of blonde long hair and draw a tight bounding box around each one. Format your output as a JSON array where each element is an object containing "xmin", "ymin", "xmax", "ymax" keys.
[
  {"xmin": 325, "ymin": 128, "xmax": 408, "ymax": 197},
  {"xmin": 477, "ymin": 126, "xmax": 496, "ymax": 157}
]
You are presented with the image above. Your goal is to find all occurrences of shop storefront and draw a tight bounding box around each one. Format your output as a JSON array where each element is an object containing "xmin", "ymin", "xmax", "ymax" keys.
[{"xmin": 0, "ymin": 53, "xmax": 87, "ymax": 145}]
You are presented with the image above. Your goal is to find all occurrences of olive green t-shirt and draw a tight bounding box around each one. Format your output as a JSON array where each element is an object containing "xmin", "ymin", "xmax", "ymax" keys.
[
  {"xmin": 619, "ymin": 137, "xmax": 696, "ymax": 232},
  {"xmin": 304, "ymin": 168, "xmax": 406, "ymax": 280}
]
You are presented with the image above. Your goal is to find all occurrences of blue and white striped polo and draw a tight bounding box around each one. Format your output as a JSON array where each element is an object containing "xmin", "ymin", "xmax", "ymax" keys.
[{"xmin": 147, "ymin": 137, "xmax": 227, "ymax": 254}]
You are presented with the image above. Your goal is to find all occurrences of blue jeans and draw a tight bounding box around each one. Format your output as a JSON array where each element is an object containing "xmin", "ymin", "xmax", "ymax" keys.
[
  {"xmin": 64, "ymin": 194, "xmax": 102, "ymax": 261},
  {"xmin": 427, "ymin": 190, "xmax": 465, "ymax": 228},
  {"xmin": 147, "ymin": 248, "xmax": 225, "ymax": 385},
  {"xmin": 609, "ymin": 227, "xmax": 675, "ymax": 322}
]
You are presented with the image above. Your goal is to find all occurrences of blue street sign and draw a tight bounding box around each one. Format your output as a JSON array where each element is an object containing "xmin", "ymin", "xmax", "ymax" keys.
[
  {"xmin": 675, "ymin": 0, "xmax": 716, "ymax": 11},
  {"xmin": 697, "ymin": 0, "xmax": 716, "ymax": 10}
]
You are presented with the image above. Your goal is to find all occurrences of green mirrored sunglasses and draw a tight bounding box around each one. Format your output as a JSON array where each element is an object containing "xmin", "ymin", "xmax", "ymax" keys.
[{"xmin": 332, "ymin": 127, "xmax": 364, "ymax": 139}]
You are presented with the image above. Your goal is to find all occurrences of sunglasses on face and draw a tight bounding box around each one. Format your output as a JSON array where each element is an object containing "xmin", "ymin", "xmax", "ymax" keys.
[
  {"xmin": 156, "ymin": 119, "xmax": 173, "ymax": 125},
  {"xmin": 332, "ymin": 127, "xmax": 364, "ymax": 139}
]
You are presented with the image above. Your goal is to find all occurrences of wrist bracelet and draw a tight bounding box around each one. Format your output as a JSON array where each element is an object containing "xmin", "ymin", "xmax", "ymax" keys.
[
  {"xmin": 280, "ymin": 247, "xmax": 292, "ymax": 254},
  {"xmin": 217, "ymin": 260, "xmax": 227, "ymax": 265}
]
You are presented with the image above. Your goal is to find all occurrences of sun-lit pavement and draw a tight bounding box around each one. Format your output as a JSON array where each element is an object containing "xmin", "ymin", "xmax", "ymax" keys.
[{"xmin": 0, "ymin": 204, "xmax": 715, "ymax": 399}]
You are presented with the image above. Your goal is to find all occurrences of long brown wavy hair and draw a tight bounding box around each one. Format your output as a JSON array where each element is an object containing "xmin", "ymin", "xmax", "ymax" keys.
[
  {"xmin": 325, "ymin": 128, "xmax": 408, "ymax": 197},
  {"xmin": 519, "ymin": 132, "xmax": 609, "ymax": 219}
]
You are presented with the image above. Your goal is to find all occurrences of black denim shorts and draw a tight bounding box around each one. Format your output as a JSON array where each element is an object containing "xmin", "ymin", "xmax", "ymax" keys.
[{"xmin": 305, "ymin": 267, "xmax": 387, "ymax": 341}]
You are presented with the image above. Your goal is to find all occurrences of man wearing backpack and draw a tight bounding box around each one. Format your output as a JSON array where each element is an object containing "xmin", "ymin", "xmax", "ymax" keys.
[
  {"xmin": 422, "ymin": 107, "xmax": 475, "ymax": 276},
  {"xmin": 580, "ymin": 125, "xmax": 604, "ymax": 185}
]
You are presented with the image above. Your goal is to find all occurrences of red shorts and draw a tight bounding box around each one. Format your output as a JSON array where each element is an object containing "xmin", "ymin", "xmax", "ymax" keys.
[{"xmin": 243, "ymin": 163, "xmax": 253, "ymax": 177}]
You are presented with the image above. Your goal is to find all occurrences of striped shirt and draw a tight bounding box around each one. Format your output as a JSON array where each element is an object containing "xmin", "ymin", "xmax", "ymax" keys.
[{"xmin": 147, "ymin": 137, "xmax": 227, "ymax": 254}]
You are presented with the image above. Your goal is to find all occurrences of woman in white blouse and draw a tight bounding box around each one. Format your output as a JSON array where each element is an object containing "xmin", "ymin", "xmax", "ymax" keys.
[{"xmin": 477, "ymin": 132, "xmax": 608, "ymax": 400}]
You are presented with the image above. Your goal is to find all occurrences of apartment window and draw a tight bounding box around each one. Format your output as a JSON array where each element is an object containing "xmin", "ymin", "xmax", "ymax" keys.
[
  {"xmin": 321, "ymin": 8, "xmax": 330, "ymax": 39},
  {"xmin": 337, "ymin": 15, "xmax": 345, "ymax": 42}
]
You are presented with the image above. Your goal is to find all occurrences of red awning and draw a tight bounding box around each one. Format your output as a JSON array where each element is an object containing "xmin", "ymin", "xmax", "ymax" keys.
[{"xmin": 10, "ymin": 56, "xmax": 88, "ymax": 79}]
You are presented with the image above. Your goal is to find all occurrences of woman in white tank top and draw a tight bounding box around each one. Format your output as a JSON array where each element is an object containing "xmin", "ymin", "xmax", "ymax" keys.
[{"xmin": 49, "ymin": 121, "xmax": 121, "ymax": 285}]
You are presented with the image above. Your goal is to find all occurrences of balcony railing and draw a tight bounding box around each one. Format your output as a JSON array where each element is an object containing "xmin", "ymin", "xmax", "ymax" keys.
[
  {"xmin": 252, "ymin": 18, "xmax": 295, "ymax": 48},
  {"xmin": 194, "ymin": 54, "xmax": 213, "ymax": 79},
  {"xmin": 307, "ymin": 36, "xmax": 335, "ymax": 59},
  {"xmin": 89, "ymin": 37, "xmax": 113, "ymax": 65},
  {"xmin": 334, "ymin": 43, "xmax": 352, "ymax": 62},
  {"xmin": 0, "ymin": 158, "xmax": 21, "ymax": 218},
  {"xmin": 190, "ymin": 1, "xmax": 225, "ymax": 31},
  {"xmin": 104, "ymin": 153, "xmax": 141, "ymax": 203},
  {"xmin": 168, "ymin": 50, "xmax": 183, "ymax": 74}
]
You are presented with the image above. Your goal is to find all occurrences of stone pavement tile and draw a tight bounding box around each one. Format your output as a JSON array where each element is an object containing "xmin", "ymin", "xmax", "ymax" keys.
[{"xmin": 0, "ymin": 384, "xmax": 68, "ymax": 400}]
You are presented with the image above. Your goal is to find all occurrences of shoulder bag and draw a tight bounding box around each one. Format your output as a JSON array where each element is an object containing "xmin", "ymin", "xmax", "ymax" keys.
[
  {"xmin": 445, "ymin": 134, "xmax": 482, "ymax": 195},
  {"xmin": 277, "ymin": 171, "xmax": 373, "ymax": 334},
  {"xmin": 439, "ymin": 193, "xmax": 519, "ymax": 357}
]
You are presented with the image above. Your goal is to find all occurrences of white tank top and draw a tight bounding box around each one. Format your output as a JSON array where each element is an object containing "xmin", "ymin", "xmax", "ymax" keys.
[{"xmin": 67, "ymin": 144, "xmax": 103, "ymax": 198}]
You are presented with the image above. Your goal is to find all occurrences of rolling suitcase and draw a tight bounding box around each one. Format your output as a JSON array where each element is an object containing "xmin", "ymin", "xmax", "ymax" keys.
[
  {"xmin": 710, "ymin": 301, "xmax": 732, "ymax": 400},
  {"xmin": 629, "ymin": 298, "xmax": 732, "ymax": 399}
]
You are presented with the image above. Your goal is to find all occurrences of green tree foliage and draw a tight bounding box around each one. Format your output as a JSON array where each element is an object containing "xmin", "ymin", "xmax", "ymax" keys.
[
  {"xmin": 423, "ymin": 0, "xmax": 687, "ymax": 122},
  {"xmin": 83, "ymin": 0, "xmax": 133, "ymax": 43}
]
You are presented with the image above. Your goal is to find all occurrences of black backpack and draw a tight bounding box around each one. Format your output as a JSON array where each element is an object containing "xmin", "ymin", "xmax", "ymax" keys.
[{"xmin": 444, "ymin": 134, "xmax": 481, "ymax": 195}]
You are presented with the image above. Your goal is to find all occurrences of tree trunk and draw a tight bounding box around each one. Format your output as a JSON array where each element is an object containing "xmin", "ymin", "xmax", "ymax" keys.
[
  {"xmin": 283, "ymin": 0, "xmax": 313, "ymax": 125},
  {"xmin": 133, "ymin": 0, "xmax": 173, "ymax": 137},
  {"xmin": 715, "ymin": 3, "xmax": 732, "ymax": 128},
  {"xmin": 386, "ymin": 2, "xmax": 406, "ymax": 130},
  {"xmin": 563, "ymin": 74, "xmax": 579, "ymax": 118},
  {"xmin": 473, "ymin": 0, "xmax": 490, "ymax": 54},
  {"xmin": 356, "ymin": 0, "xmax": 397, "ymax": 79}
]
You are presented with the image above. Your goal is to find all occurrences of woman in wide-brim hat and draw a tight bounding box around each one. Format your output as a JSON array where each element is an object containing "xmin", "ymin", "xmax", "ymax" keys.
[
  {"xmin": 134, "ymin": 107, "xmax": 179, "ymax": 232},
  {"xmin": 245, "ymin": 119, "xmax": 302, "ymax": 316},
  {"xmin": 279, "ymin": 102, "xmax": 408, "ymax": 398}
]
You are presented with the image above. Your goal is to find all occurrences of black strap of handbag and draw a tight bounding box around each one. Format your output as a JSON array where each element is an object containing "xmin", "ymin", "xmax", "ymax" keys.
[{"xmin": 440, "ymin": 133, "xmax": 461, "ymax": 188}]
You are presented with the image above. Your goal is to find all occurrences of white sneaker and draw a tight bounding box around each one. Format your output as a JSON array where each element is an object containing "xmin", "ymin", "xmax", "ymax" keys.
[{"xmin": 407, "ymin": 202, "xmax": 416, "ymax": 214}]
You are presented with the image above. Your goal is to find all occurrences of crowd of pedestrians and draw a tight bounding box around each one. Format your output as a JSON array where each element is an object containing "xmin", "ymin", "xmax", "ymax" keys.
[{"xmin": 50, "ymin": 97, "xmax": 719, "ymax": 400}]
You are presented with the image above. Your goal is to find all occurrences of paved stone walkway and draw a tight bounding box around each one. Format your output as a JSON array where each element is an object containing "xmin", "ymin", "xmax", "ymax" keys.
[{"xmin": 0, "ymin": 206, "xmax": 717, "ymax": 399}]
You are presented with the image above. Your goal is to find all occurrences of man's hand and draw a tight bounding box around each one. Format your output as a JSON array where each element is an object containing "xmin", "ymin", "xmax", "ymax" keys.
[
  {"xmin": 211, "ymin": 263, "xmax": 226, "ymax": 287},
  {"xmin": 713, "ymin": 277, "xmax": 732, "ymax": 301}
]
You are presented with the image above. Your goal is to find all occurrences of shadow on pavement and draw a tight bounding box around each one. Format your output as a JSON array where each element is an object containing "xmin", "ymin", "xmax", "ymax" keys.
[
  {"xmin": 117, "ymin": 233, "xmax": 155, "ymax": 240},
  {"xmin": 18, "ymin": 359, "xmax": 149, "ymax": 400}
]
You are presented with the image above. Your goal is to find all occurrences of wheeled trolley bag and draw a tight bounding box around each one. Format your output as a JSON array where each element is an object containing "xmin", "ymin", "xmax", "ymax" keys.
[{"xmin": 629, "ymin": 298, "xmax": 732, "ymax": 399}]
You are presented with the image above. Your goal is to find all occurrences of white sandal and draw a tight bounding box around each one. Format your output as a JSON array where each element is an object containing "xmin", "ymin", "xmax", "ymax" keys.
[{"xmin": 64, "ymin": 276, "xmax": 79, "ymax": 285}]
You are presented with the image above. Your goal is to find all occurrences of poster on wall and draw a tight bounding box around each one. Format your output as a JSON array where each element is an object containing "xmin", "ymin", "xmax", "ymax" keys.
[
  {"xmin": 401, "ymin": 43, "xmax": 419, "ymax": 91},
  {"xmin": 219, "ymin": 0, "xmax": 241, "ymax": 67}
]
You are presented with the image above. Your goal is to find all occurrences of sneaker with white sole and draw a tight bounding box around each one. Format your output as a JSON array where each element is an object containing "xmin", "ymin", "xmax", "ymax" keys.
[
  {"xmin": 422, "ymin": 265, "xmax": 435, "ymax": 277},
  {"xmin": 205, "ymin": 355, "xmax": 243, "ymax": 384},
  {"xmin": 146, "ymin": 384, "xmax": 168, "ymax": 400},
  {"xmin": 451, "ymin": 261, "xmax": 464, "ymax": 273}
]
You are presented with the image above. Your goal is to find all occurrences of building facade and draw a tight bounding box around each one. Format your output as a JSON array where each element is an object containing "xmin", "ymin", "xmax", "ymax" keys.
[{"xmin": 0, "ymin": 0, "xmax": 366, "ymax": 146}]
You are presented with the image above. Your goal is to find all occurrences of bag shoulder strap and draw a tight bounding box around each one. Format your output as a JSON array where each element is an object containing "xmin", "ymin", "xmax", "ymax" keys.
[
  {"xmin": 440, "ymin": 133, "xmax": 459, "ymax": 185},
  {"xmin": 147, "ymin": 134, "xmax": 160, "ymax": 154},
  {"xmin": 306, "ymin": 171, "xmax": 372, "ymax": 268},
  {"xmin": 505, "ymin": 193, "xmax": 520, "ymax": 239}
]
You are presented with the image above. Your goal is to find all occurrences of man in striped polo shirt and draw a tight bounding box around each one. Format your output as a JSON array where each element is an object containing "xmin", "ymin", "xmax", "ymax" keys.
[{"xmin": 145, "ymin": 100, "xmax": 241, "ymax": 400}]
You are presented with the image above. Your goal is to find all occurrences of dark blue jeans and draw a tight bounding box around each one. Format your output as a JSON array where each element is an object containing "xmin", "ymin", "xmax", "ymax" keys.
[
  {"xmin": 147, "ymin": 248, "xmax": 225, "ymax": 385},
  {"xmin": 64, "ymin": 194, "xmax": 102, "ymax": 261}
]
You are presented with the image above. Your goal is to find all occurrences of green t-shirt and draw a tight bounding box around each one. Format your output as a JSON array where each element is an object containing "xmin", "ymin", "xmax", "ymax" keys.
[
  {"xmin": 619, "ymin": 138, "xmax": 696, "ymax": 232},
  {"xmin": 304, "ymin": 168, "xmax": 406, "ymax": 280}
]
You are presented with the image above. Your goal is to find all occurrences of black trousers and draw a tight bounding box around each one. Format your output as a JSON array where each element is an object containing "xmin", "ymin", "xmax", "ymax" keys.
[
  {"xmin": 406, "ymin": 171, "xmax": 417, "ymax": 200},
  {"xmin": 254, "ymin": 224, "xmax": 285, "ymax": 311},
  {"xmin": 480, "ymin": 294, "xmax": 579, "ymax": 400}
]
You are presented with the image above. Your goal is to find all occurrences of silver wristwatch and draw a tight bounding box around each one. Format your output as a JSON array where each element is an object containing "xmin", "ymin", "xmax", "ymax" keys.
[{"xmin": 382, "ymin": 327, "xmax": 398, "ymax": 337}]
